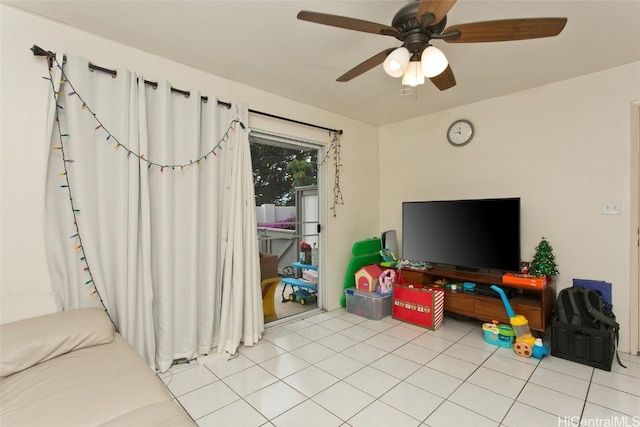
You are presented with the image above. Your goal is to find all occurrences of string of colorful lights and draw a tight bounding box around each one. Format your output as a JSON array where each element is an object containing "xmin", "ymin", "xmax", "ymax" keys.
[{"xmin": 43, "ymin": 54, "xmax": 245, "ymax": 323}]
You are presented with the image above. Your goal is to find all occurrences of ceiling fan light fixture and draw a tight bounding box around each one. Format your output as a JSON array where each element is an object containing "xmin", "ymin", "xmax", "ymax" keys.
[
  {"xmin": 383, "ymin": 47, "xmax": 410, "ymax": 78},
  {"xmin": 421, "ymin": 45, "xmax": 448, "ymax": 78},
  {"xmin": 401, "ymin": 60, "xmax": 425, "ymax": 87}
]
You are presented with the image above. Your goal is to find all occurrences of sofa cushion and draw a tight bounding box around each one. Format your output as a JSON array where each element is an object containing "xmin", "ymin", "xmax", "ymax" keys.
[
  {"xmin": 0, "ymin": 334, "xmax": 194, "ymax": 426},
  {"xmin": 0, "ymin": 308, "xmax": 114, "ymax": 377}
]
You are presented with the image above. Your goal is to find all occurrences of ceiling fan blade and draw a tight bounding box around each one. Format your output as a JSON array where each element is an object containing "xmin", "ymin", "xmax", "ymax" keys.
[
  {"xmin": 297, "ymin": 11, "xmax": 399, "ymax": 37},
  {"xmin": 417, "ymin": 0, "xmax": 457, "ymax": 27},
  {"xmin": 443, "ymin": 18, "xmax": 567, "ymax": 43},
  {"xmin": 429, "ymin": 65, "xmax": 456, "ymax": 91},
  {"xmin": 336, "ymin": 48, "xmax": 396, "ymax": 82}
]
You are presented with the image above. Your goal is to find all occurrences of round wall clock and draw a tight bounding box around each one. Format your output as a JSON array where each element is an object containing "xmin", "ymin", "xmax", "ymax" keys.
[{"xmin": 447, "ymin": 119, "xmax": 474, "ymax": 147}]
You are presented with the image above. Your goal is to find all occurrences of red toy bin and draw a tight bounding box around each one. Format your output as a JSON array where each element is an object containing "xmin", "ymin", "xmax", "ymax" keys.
[{"xmin": 392, "ymin": 282, "xmax": 445, "ymax": 330}]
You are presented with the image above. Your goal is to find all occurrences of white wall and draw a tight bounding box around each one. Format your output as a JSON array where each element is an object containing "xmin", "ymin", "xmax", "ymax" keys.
[
  {"xmin": 0, "ymin": 5, "xmax": 380, "ymax": 322},
  {"xmin": 379, "ymin": 62, "xmax": 640, "ymax": 352},
  {"xmin": 5, "ymin": 4, "xmax": 637, "ymax": 352}
]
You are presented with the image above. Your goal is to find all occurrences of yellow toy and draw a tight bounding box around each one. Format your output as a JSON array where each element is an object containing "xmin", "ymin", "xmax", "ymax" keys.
[
  {"xmin": 490, "ymin": 285, "xmax": 536, "ymax": 357},
  {"xmin": 509, "ymin": 313, "xmax": 536, "ymax": 357}
]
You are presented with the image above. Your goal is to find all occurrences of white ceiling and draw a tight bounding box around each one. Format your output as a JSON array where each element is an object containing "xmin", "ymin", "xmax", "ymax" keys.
[{"xmin": 6, "ymin": 0, "xmax": 640, "ymax": 126}]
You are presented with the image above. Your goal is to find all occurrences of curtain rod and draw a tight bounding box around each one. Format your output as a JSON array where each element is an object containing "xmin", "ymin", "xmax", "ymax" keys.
[
  {"xmin": 31, "ymin": 45, "xmax": 343, "ymax": 135},
  {"xmin": 245, "ymin": 109, "xmax": 343, "ymax": 135}
]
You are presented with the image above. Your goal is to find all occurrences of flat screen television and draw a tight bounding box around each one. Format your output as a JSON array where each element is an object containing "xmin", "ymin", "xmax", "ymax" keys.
[{"xmin": 402, "ymin": 197, "xmax": 521, "ymax": 273}]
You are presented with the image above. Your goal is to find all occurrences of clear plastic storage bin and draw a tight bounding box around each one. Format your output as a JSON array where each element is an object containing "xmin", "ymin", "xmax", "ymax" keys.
[{"xmin": 344, "ymin": 287, "xmax": 392, "ymax": 320}]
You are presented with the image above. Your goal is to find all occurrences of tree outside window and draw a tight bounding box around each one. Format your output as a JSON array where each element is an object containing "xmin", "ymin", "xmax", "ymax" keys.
[{"xmin": 251, "ymin": 142, "xmax": 317, "ymax": 207}]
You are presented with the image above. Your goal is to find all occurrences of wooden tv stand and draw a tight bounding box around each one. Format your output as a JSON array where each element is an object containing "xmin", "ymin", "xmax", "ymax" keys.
[{"xmin": 398, "ymin": 267, "xmax": 555, "ymax": 332}]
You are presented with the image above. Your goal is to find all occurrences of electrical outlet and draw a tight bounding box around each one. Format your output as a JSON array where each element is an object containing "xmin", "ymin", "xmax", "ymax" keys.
[{"xmin": 602, "ymin": 200, "xmax": 621, "ymax": 215}]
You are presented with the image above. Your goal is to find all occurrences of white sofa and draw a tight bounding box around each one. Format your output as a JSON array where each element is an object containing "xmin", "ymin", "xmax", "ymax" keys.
[{"xmin": 0, "ymin": 308, "xmax": 195, "ymax": 426}]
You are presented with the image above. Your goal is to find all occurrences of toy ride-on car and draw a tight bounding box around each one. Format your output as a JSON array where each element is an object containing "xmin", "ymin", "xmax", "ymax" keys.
[{"xmin": 288, "ymin": 288, "xmax": 317, "ymax": 305}]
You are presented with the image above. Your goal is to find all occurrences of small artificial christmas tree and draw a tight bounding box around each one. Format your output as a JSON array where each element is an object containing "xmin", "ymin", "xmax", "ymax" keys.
[{"xmin": 529, "ymin": 237, "xmax": 559, "ymax": 277}]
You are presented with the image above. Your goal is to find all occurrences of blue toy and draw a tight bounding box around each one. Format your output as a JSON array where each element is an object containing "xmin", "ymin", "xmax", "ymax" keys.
[
  {"xmin": 482, "ymin": 322, "xmax": 515, "ymax": 348},
  {"xmin": 380, "ymin": 249, "xmax": 397, "ymax": 267},
  {"xmin": 288, "ymin": 288, "xmax": 317, "ymax": 305},
  {"xmin": 490, "ymin": 284, "xmax": 549, "ymax": 359},
  {"xmin": 532, "ymin": 338, "xmax": 550, "ymax": 359}
]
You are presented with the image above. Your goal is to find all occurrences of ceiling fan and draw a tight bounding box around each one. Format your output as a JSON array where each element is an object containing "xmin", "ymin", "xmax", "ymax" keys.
[{"xmin": 297, "ymin": 0, "xmax": 567, "ymax": 90}]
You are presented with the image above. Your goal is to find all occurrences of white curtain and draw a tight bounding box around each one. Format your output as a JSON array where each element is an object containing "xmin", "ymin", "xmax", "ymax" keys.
[{"xmin": 44, "ymin": 54, "xmax": 263, "ymax": 371}]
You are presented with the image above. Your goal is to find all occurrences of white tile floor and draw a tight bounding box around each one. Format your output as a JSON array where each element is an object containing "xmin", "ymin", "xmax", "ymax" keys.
[{"xmin": 159, "ymin": 309, "xmax": 640, "ymax": 427}]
